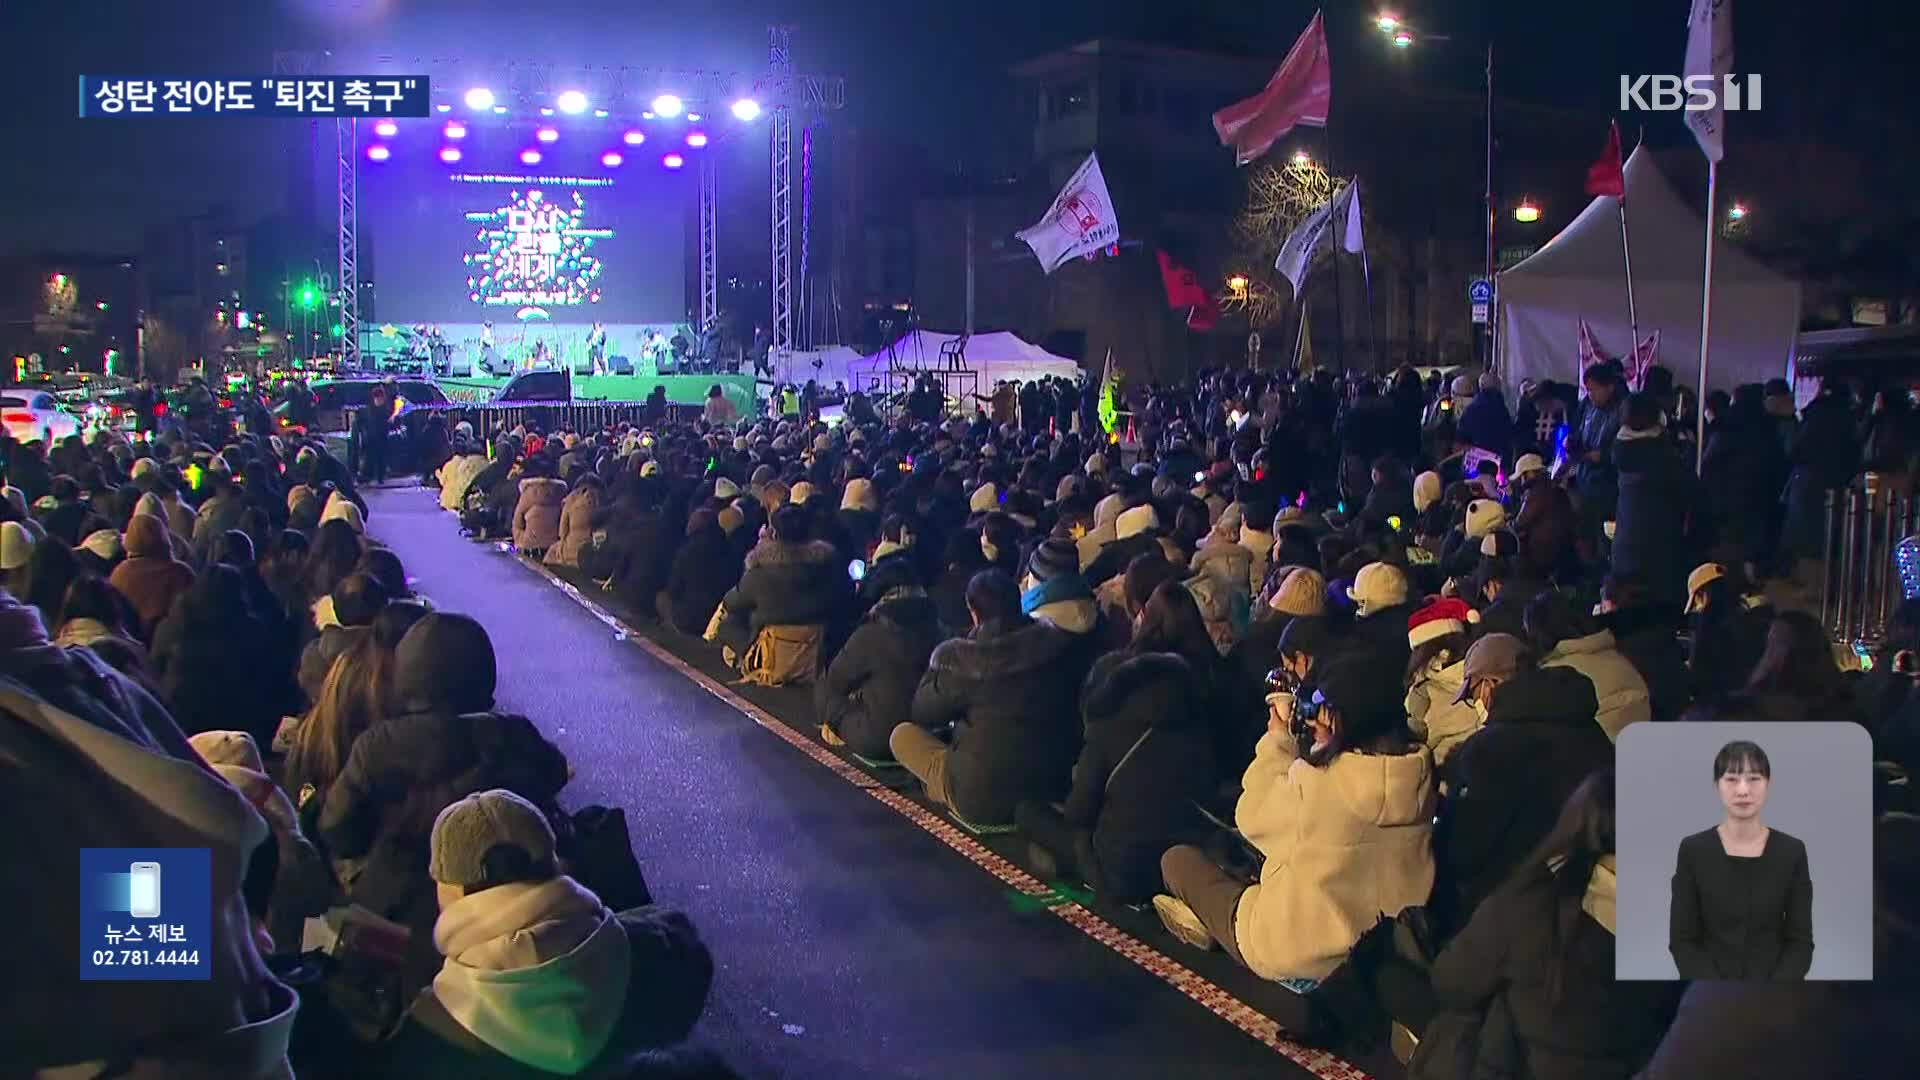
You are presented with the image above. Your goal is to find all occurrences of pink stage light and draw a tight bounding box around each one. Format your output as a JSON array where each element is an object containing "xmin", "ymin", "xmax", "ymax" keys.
[
  {"xmin": 622, "ymin": 129, "xmax": 646, "ymax": 146},
  {"xmin": 520, "ymin": 148, "xmax": 543, "ymax": 165},
  {"xmin": 663, "ymin": 153, "xmax": 685, "ymax": 170},
  {"xmin": 536, "ymin": 127, "xmax": 559, "ymax": 143},
  {"xmin": 366, "ymin": 145, "xmax": 391, "ymax": 162},
  {"xmin": 439, "ymin": 147, "xmax": 462, "ymax": 163},
  {"xmin": 601, "ymin": 151, "xmax": 624, "ymax": 167},
  {"xmin": 444, "ymin": 121, "xmax": 467, "ymax": 139},
  {"xmin": 685, "ymin": 131, "xmax": 708, "ymax": 148},
  {"xmin": 374, "ymin": 120, "xmax": 398, "ymax": 138}
]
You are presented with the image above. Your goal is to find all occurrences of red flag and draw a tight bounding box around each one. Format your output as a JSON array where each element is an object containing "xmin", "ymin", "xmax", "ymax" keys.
[
  {"xmin": 1585, "ymin": 121, "xmax": 1625, "ymax": 199},
  {"xmin": 1156, "ymin": 250, "xmax": 1220, "ymax": 332},
  {"xmin": 1212, "ymin": 11, "xmax": 1331, "ymax": 167}
]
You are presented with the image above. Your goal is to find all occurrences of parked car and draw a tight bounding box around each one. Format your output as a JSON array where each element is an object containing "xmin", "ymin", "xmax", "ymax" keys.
[{"xmin": 1, "ymin": 391, "xmax": 82, "ymax": 444}]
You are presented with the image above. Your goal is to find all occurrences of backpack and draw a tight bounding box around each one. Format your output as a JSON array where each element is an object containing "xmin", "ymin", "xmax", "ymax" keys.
[{"xmin": 738, "ymin": 623, "xmax": 824, "ymax": 687}]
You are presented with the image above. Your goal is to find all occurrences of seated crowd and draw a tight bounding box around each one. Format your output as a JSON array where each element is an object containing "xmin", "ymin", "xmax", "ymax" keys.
[
  {"xmin": 433, "ymin": 362, "xmax": 1918, "ymax": 1076},
  {"xmin": 1, "ymin": 424, "xmax": 721, "ymax": 1078}
]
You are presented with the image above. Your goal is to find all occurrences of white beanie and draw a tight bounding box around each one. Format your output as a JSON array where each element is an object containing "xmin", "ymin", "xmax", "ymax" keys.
[
  {"xmin": 1346, "ymin": 561, "xmax": 1410, "ymax": 617},
  {"xmin": 1464, "ymin": 499, "xmax": 1508, "ymax": 540},
  {"xmin": 80, "ymin": 529, "xmax": 123, "ymax": 561},
  {"xmin": 713, "ymin": 477, "xmax": 741, "ymax": 501},
  {"xmin": 0, "ymin": 521, "xmax": 35, "ymax": 571},
  {"xmin": 970, "ymin": 483, "xmax": 999, "ymax": 514},
  {"xmin": 789, "ymin": 481, "xmax": 816, "ymax": 505},
  {"xmin": 1413, "ymin": 471, "xmax": 1443, "ymax": 515},
  {"xmin": 1116, "ymin": 503, "xmax": 1159, "ymax": 541},
  {"xmin": 1093, "ymin": 493, "xmax": 1126, "ymax": 532},
  {"xmin": 842, "ymin": 477, "xmax": 878, "ymax": 512},
  {"xmin": 320, "ymin": 498, "xmax": 365, "ymax": 534}
]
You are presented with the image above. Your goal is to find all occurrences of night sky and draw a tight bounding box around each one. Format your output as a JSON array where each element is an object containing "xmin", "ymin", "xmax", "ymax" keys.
[{"xmin": 2, "ymin": 0, "xmax": 1910, "ymax": 256}]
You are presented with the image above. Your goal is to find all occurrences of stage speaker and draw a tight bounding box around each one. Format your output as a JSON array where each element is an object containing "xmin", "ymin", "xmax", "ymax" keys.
[
  {"xmin": 574, "ymin": 354, "xmax": 594, "ymax": 376},
  {"xmin": 448, "ymin": 351, "xmax": 473, "ymax": 378},
  {"xmin": 608, "ymin": 354, "xmax": 633, "ymax": 375}
]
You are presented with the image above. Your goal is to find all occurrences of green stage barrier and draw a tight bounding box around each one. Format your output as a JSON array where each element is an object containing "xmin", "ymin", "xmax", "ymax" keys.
[{"xmin": 434, "ymin": 374, "xmax": 758, "ymax": 416}]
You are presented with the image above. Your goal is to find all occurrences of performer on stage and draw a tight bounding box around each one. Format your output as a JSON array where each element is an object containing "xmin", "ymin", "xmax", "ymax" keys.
[
  {"xmin": 587, "ymin": 321, "xmax": 609, "ymax": 376},
  {"xmin": 527, "ymin": 339, "xmax": 551, "ymax": 371},
  {"xmin": 479, "ymin": 321, "xmax": 497, "ymax": 374}
]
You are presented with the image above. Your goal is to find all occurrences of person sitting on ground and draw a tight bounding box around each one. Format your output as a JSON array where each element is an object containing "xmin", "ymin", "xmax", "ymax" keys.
[
  {"xmin": 1525, "ymin": 590, "xmax": 1652, "ymax": 741},
  {"xmin": 108, "ymin": 511, "xmax": 196, "ymax": 640},
  {"xmin": 893, "ymin": 570, "xmax": 1082, "ymax": 826},
  {"xmin": 1414, "ymin": 769, "xmax": 1680, "ymax": 1079},
  {"xmin": 18, "ymin": 535, "xmax": 79, "ymax": 630},
  {"xmin": 510, "ymin": 460, "xmax": 568, "ymax": 560},
  {"xmin": 1508, "ymin": 452, "xmax": 1576, "ymax": 583},
  {"xmin": 148, "ymin": 564, "xmax": 284, "ymax": 745},
  {"xmin": 837, "ymin": 476, "xmax": 882, "ymax": 559},
  {"xmin": 1433, "ymin": 633, "xmax": 1613, "ymax": 936},
  {"xmin": 815, "ymin": 541, "xmax": 943, "ymax": 761},
  {"xmin": 849, "ymin": 514, "xmax": 921, "ymax": 621},
  {"xmin": 436, "ymin": 441, "xmax": 491, "ymax": 512},
  {"xmin": 1345, "ymin": 561, "xmax": 1416, "ymax": 671},
  {"xmin": 544, "ymin": 473, "xmax": 603, "ymax": 570},
  {"xmin": 713, "ymin": 504, "xmax": 849, "ymax": 658},
  {"xmin": 1440, "ymin": 498, "xmax": 1507, "ymax": 579},
  {"xmin": 299, "ymin": 572, "xmax": 391, "ymax": 706},
  {"xmin": 657, "ymin": 509, "xmax": 743, "ymax": 635},
  {"xmin": 303, "ymin": 518, "xmax": 367, "ymax": 632},
  {"xmin": 1016, "ymin": 580, "xmax": 1220, "ymax": 903},
  {"xmin": 366, "ymin": 789, "xmax": 714, "ymax": 1077},
  {"xmin": 1154, "ymin": 652, "xmax": 1437, "ymax": 982},
  {"xmin": 318, "ymin": 613, "xmax": 572, "ymax": 1001},
  {"xmin": 1464, "ymin": 539, "xmax": 1547, "ymax": 641},
  {"xmin": 1594, "ymin": 575, "xmax": 1689, "ymax": 724},
  {"xmin": 1684, "ymin": 561, "xmax": 1774, "ymax": 704},
  {"xmin": 1403, "ymin": 596, "xmax": 1485, "ymax": 768},
  {"xmin": 53, "ymin": 573, "xmax": 151, "ymax": 683},
  {"xmin": 1741, "ymin": 610, "xmax": 1866, "ymax": 726},
  {"xmin": 188, "ymin": 729, "xmax": 333, "ymax": 954}
]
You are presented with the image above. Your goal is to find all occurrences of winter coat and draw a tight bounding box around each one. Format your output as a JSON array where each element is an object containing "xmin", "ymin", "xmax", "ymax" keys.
[
  {"xmin": 368, "ymin": 886, "xmax": 712, "ymax": 1080},
  {"xmin": 1404, "ymin": 656, "xmax": 1484, "ymax": 767},
  {"xmin": 661, "ymin": 523, "xmax": 743, "ymax": 635},
  {"xmin": 1610, "ymin": 435, "xmax": 1696, "ymax": 595},
  {"xmin": 1688, "ymin": 600, "xmax": 1773, "ymax": 703},
  {"xmin": 1357, "ymin": 476, "xmax": 1415, "ymax": 531},
  {"xmin": 1700, "ymin": 418, "xmax": 1789, "ymax": 564},
  {"xmin": 1512, "ymin": 475, "xmax": 1576, "ymax": 581},
  {"xmin": 1065, "ymin": 652, "xmax": 1217, "ymax": 903},
  {"xmin": 816, "ymin": 592, "xmax": 944, "ymax": 760},
  {"xmin": 1455, "ymin": 389, "xmax": 1512, "ymax": 459},
  {"xmin": 1085, "ymin": 531, "xmax": 1164, "ymax": 589},
  {"xmin": 149, "ymin": 592, "xmax": 296, "ymax": 745},
  {"xmin": 437, "ymin": 453, "xmax": 490, "ymax": 511},
  {"xmin": 1436, "ymin": 666, "xmax": 1612, "ymax": 932},
  {"xmin": 1569, "ymin": 397, "xmax": 1624, "ymax": 511},
  {"xmin": 543, "ymin": 487, "xmax": 599, "ymax": 569},
  {"xmin": 1782, "ymin": 395, "xmax": 1860, "ymax": 560},
  {"xmin": 717, "ymin": 538, "xmax": 849, "ymax": 651},
  {"xmin": 852, "ymin": 549, "xmax": 922, "ymax": 621},
  {"xmin": 1231, "ymin": 728, "xmax": 1437, "ymax": 981},
  {"xmin": 109, "ymin": 515, "xmax": 197, "ymax": 638},
  {"xmin": 1421, "ymin": 857, "xmax": 1678, "ymax": 1080},
  {"xmin": 909, "ymin": 615, "xmax": 1082, "ymax": 824},
  {"xmin": 299, "ymin": 624, "xmax": 371, "ymax": 706},
  {"xmin": 1600, "ymin": 607, "xmax": 1688, "ymax": 724},
  {"xmin": 192, "ymin": 492, "xmax": 247, "ymax": 563},
  {"xmin": 1539, "ymin": 630, "xmax": 1651, "ymax": 741},
  {"xmin": 1348, "ymin": 602, "xmax": 1415, "ymax": 673},
  {"xmin": 510, "ymin": 477, "xmax": 567, "ymax": 553},
  {"xmin": 1475, "ymin": 577, "xmax": 1550, "ymax": 642}
]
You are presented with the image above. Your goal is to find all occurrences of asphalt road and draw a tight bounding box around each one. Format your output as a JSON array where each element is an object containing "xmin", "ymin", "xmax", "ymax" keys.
[{"xmin": 365, "ymin": 485, "xmax": 1345, "ymax": 1079}]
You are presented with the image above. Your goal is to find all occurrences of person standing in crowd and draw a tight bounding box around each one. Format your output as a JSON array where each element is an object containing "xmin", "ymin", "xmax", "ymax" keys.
[{"xmin": 1566, "ymin": 364, "xmax": 1626, "ymax": 557}]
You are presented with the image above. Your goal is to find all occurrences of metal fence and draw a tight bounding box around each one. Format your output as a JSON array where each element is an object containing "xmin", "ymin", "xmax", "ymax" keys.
[
  {"xmin": 1820, "ymin": 481, "xmax": 1919, "ymax": 645},
  {"xmin": 351, "ymin": 400, "xmax": 710, "ymax": 444}
]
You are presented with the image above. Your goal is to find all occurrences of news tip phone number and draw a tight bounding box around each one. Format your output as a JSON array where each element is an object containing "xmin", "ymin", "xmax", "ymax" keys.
[
  {"xmin": 89, "ymin": 949, "xmax": 201, "ymax": 966},
  {"xmin": 81, "ymin": 76, "xmax": 430, "ymax": 117}
]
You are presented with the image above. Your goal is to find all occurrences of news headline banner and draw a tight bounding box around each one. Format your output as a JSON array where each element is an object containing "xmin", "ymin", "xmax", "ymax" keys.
[{"xmin": 80, "ymin": 76, "xmax": 430, "ymax": 117}]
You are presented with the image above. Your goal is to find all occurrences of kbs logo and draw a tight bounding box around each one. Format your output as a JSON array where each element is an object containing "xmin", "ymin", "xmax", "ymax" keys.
[{"xmin": 1619, "ymin": 74, "xmax": 1761, "ymax": 112}]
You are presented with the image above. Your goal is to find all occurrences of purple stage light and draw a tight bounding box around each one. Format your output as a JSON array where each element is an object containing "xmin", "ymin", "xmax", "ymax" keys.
[
  {"xmin": 730, "ymin": 98, "xmax": 762, "ymax": 121},
  {"xmin": 436, "ymin": 103, "xmax": 452, "ymax": 113},
  {"xmin": 601, "ymin": 151, "xmax": 624, "ymax": 167},
  {"xmin": 622, "ymin": 129, "xmax": 646, "ymax": 146},
  {"xmin": 557, "ymin": 90, "xmax": 588, "ymax": 114},
  {"xmin": 663, "ymin": 152, "xmax": 685, "ymax": 169},
  {"xmin": 444, "ymin": 121, "xmax": 467, "ymax": 139},
  {"xmin": 641, "ymin": 111, "xmax": 655, "ymax": 120},
  {"xmin": 686, "ymin": 131, "xmax": 708, "ymax": 148},
  {"xmin": 539, "ymin": 107, "xmax": 555, "ymax": 117},
  {"xmin": 651, "ymin": 93, "xmax": 683, "ymax": 118},
  {"xmin": 464, "ymin": 87, "xmax": 495, "ymax": 110},
  {"xmin": 374, "ymin": 119, "xmax": 398, "ymax": 137},
  {"xmin": 593, "ymin": 109, "xmax": 610, "ymax": 118},
  {"xmin": 366, "ymin": 145, "xmax": 391, "ymax": 162},
  {"xmin": 492, "ymin": 105, "xmax": 507, "ymax": 115},
  {"xmin": 520, "ymin": 149, "xmax": 543, "ymax": 165},
  {"xmin": 439, "ymin": 147, "xmax": 462, "ymax": 163},
  {"xmin": 536, "ymin": 127, "xmax": 559, "ymax": 143},
  {"xmin": 687, "ymin": 113, "xmax": 702, "ymax": 122}
]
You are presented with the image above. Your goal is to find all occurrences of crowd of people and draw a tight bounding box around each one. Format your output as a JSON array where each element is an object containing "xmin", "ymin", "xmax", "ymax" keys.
[
  {"xmin": 427, "ymin": 358, "xmax": 1918, "ymax": 1077},
  {"xmin": 1, "ymin": 421, "xmax": 724, "ymax": 1077}
]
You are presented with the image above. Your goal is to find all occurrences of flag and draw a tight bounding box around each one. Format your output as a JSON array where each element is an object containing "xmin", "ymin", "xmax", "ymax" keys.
[
  {"xmin": 1017, "ymin": 152, "xmax": 1121, "ymax": 274},
  {"xmin": 1683, "ymin": 0, "xmax": 1733, "ymax": 162},
  {"xmin": 1626, "ymin": 329, "xmax": 1661, "ymax": 390},
  {"xmin": 1585, "ymin": 121, "xmax": 1625, "ymax": 199},
  {"xmin": 1273, "ymin": 185, "xmax": 1352, "ymax": 294},
  {"xmin": 1341, "ymin": 178, "xmax": 1364, "ymax": 255},
  {"xmin": 1577, "ymin": 319, "xmax": 1611, "ymax": 370},
  {"xmin": 1212, "ymin": 11, "xmax": 1331, "ymax": 167},
  {"xmin": 1156, "ymin": 250, "xmax": 1221, "ymax": 331},
  {"xmin": 1097, "ymin": 349, "xmax": 1120, "ymax": 434}
]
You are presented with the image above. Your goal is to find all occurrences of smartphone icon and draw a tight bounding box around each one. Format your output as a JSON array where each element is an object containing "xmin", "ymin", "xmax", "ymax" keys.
[{"xmin": 129, "ymin": 861, "xmax": 162, "ymax": 919}]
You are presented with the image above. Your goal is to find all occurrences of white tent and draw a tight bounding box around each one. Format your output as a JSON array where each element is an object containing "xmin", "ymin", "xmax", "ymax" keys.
[
  {"xmin": 1497, "ymin": 147, "xmax": 1800, "ymax": 394},
  {"xmin": 841, "ymin": 329, "xmax": 1082, "ymax": 390}
]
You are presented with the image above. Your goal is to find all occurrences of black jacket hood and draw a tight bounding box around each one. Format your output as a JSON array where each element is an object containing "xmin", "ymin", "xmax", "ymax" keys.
[
  {"xmin": 1083, "ymin": 652, "xmax": 1195, "ymax": 728},
  {"xmin": 393, "ymin": 612, "xmax": 497, "ymax": 716},
  {"xmin": 1488, "ymin": 665, "xmax": 1600, "ymax": 728}
]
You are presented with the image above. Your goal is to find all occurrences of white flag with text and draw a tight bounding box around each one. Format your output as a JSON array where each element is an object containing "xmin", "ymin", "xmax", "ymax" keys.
[
  {"xmin": 1683, "ymin": 0, "xmax": 1733, "ymax": 162},
  {"xmin": 1017, "ymin": 153, "xmax": 1122, "ymax": 274},
  {"xmin": 1274, "ymin": 185, "xmax": 1352, "ymax": 294}
]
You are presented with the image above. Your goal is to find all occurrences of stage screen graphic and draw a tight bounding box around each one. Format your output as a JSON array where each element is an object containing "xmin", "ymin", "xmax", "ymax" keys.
[{"xmin": 358, "ymin": 139, "xmax": 686, "ymax": 328}]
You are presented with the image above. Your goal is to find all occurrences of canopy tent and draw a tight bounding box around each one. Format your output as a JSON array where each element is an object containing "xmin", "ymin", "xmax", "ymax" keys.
[
  {"xmin": 804, "ymin": 329, "xmax": 1084, "ymax": 392},
  {"xmin": 1497, "ymin": 147, "xmax": 1801, "ymax": 395}
]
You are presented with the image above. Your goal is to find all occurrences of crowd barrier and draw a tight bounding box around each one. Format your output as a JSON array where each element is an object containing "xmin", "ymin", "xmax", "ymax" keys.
[
  {"xmin": 1820, "ymin": 479, "xmax": 1920, "ymax": 645},
  {"xmin": 351, "ymin": 400, "xmax": 712, "ymax": 445}
]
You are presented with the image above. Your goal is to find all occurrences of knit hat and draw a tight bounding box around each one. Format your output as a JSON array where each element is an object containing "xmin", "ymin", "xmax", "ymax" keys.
[
  {"xmin": 717, "ymin": 505, "xmax": 746, "ymax": 535},
  {"xmin": 1084, "ymin": 452, "xmax": 1107, "ymax": 476},
  {"xmin": 788, "ymin": 481, "xmax": 816, "ymax": 505},
  {"xmin": 1346, "ymin": 562, "xmax": 1410, "ymax": 616},
  {"xmin": 1464, "ymin": 499, "xmax": 1507, "ymax": 540},
  {"xmin": 428, "ymin": 789, "xmax": 557, "ymax": 890},
  {"xmin": 0, "ymin": 521, "xmax": 35, "ymax": 571},
  {"xmin": 1511, "ymin": 453, "xmax": 1547, "ymax": 482},
  {"xmin": 320, "ymin": 498, "xmax": 365, "ymax": 534},
  {"xmin": 1454, "ymin": 633, "xmax": 1528, "ymax": 702},
  {"xmin": 713, "ymin": 477, "xmax": 741, "ymax": 501},
  {"xmin": 734, "ymin": 436, "xmax": 750, "ymax": 453},
  {"xmin": 1116, "ymin": 503, "xmax": 1159, "ymax": 540},
  {"xmin": 130, "ymin": 457, "xmax": 160, "ymax": 482},
  {"xmin": 1027, "ymin": 537, "xmax": 1080, "ymax": 582},
  {"xmin": 1269, "ymin": 567, "xmax": 1328, "ymax": 617},
  {"xmin": 80, "ymin": 529, "xmax": 123, "ymax": 562},
  {"xmin": 969, "ymin": 483, "xmax": 999, "ymax": 514},
  {"xmin": 842, "ymin": 477, "xmax": 878, "ymax": 512},
  {"xmin": 1413, "ymin": 471, "xmax": 1443, "ymax": 515},
  {"xmin": 1685, "ymin": 562, "xmax": 1726, "ymax": 614},
  {"xmin": 1451, "ymin": 375, "xmax": 1476, "ymax": 399},
  {"xmin": 1407, "ymin": 596, "xmax": 1479, "ymax": 648},
  {"xmin": 188, "ymin": 729, "xmax": 267, "ymax": 773}
]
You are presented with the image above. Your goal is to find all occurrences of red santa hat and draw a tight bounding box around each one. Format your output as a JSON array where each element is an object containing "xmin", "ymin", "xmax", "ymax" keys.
[{"xmin": 1407, "ymin": 596, "xmax": 1480, "ymax": 648}]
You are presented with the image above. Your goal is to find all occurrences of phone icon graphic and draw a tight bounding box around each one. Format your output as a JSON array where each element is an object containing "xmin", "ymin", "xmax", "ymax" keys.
[{"xmin": 129, "ymin": 861, "xmax": 162, "ymax": 919}]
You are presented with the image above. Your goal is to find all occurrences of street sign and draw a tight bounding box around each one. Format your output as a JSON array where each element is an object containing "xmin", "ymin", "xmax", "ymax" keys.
[
  {"xmin": 1469, "ymin": 278, "xmax": 1492, "ymax": 325},
  {"xmin": 1472, "ymin": 303, "xmax": 1490, "ymax": 324}
]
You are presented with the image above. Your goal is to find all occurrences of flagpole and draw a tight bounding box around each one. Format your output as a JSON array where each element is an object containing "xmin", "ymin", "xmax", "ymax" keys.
[
  {"xmin": 1695, "ymin": 159, "xmax": 1718, "ymax": 468},
  {"xmin": 1291, "ymin": 282, "xmax": 1310, "ymax": 371},
  {"xmin": 1617, "ymin": 199, "xmax": 1641, "ymax": 362}
]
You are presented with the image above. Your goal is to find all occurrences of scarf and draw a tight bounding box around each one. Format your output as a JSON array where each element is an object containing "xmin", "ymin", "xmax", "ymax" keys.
[{"xmin": 1021, "ymin": 573, "xmax": 1092, "ymax": 615}]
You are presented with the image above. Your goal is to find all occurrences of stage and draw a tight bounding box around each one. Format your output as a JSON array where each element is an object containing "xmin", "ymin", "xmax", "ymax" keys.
[{"xmin": 433, "ymin": 373, "xmax": 758, "ymax": 415}]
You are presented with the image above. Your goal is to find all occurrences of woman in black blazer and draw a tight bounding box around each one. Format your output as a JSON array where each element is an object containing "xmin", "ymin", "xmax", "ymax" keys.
[{"xmin": 1669, "ymin": 739, "xmax": 1815, "ymax": 980}]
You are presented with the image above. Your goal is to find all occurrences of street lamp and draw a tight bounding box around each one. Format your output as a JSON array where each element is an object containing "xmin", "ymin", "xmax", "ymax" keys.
[
  {"xmin": 1376, "ymin": 14, "xmax": 1400, "ymax": 32},
  {"xmin": 1226, "ymin": 274, "xmax": 1250, "ymax": 298},
  {"xmin": 1291, "ymin": 149, "xmax": 1312, "ymax": 166},
  {"xmin": 1391, "ymin": 30, "xmax": 1414, "ymax": 48},
  {"xmin": 1727, "ymin": 203, "xmax": 1749, "ymax": 221},
  {"xmin": 1513, "ymin": 200, "xmax": 1541, "ymax": 223}
]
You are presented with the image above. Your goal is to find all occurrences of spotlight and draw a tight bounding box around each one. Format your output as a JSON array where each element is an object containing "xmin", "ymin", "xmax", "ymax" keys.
[
  {"xmin": 651, "ymin": 93, "xmax": 683, "ymax": 118},
  {"xmin": 601, "ymin": 151, "xmax": 624, "ymax": 167},
  {"xmin": 642, "ymin": 111, "xmax": 656, "ymax": 120},
  {"xmin": 687, "ymin": 113, "xmax": 702, "ymax": 122},
  {"xmin": 540, "ymin": 107, "xmax": 555, "ymax": 116},
  {"xmin": 366, "ymin": 145, "xmax": 391, "ymax": 162},
  {"xmin": 439, "ymin": 147, "xmax": 462, "ymax": 163},
  {"xmin": 537, "ymin": 127, "xmax": 559, "ymax": 143},
  {"xmin": 374, "ymin": 119, "xmax": 397, "ymax": 137},
  {"xmin": 730, "ymin": 98, "xmax": 762, "ymax": 121},
  {"xmin": 464, "ymin": 87, "xmax": 495, "ymax": 110},
  {"xmin": 663, "ymin": 152, "xmax": 685, "ymax": 169},
  {"xmin": 444, "ymin": 121, "xmax": 467, "ymax": 139},
  {"xmin": 435, "ymin": 103, "xmax": 452, "ymax": 113},
  {"xmin": 622, "ymin": 129, "xmax": 646, "ymax": 145},
  {"xmin": 492, "ymin": 105, "xmax": 507, "ymax": 115},
  {"xmin": 520, "ymin": 148, "xmax": 542, "ymax": 165},
  {"xmin": 686, "ymin": 132, "xmax": 708, "ymax": 148},
  {"xmin": 593, "ymin": 109, "xmax": 609, "ymax": 118},
  {"xmin": 557, "ymin": 90, "xmax": 589, "ymax": 114}
]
